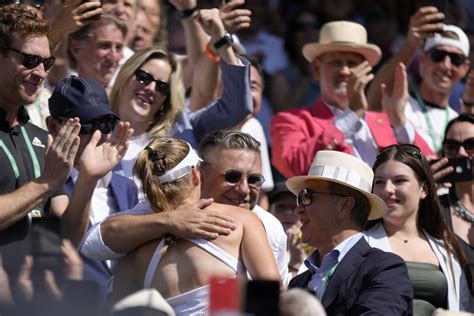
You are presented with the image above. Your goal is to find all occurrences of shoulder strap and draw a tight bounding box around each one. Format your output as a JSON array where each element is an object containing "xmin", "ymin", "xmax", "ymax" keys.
[
  {"xmin": 144, "ymin": 239, "xmax": 166, "ymax": 288},
  {"xmin": 187, "ymin": 238, "xmax": 245, "ymax": 273}
]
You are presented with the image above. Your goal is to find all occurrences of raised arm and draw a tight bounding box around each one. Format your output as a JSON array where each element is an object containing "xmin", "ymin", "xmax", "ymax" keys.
[
  {"xmin": 61, "ymin": 122, "xmax": 132, "ymax": 247},
  {"xmin": 367, "ymin": 6, "xmax": 444, "ymax": 112},
  {"xmin": 0, "ymin": 119, "xmax": 79, "ymax": 231},
  {"xmin": 80, "ymin": 198, "xmax": 236, "ymax": 260}
]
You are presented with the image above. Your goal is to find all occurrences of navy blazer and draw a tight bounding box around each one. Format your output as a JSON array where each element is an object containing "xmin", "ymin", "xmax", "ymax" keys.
[
  {"xmin": 65, "ymin": 173, "xmax": 139, "ymax": 302},
  {"xmin": 289, "ymin": 238, "xmax": 413, "ymax": 315}
]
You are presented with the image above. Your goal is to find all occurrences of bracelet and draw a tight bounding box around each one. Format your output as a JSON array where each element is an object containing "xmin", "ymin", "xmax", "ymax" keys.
[
  {"xmin": 204, "ymin": 42, "xmax": 220, "ymax": 63},
  {"xmin": 177, "ymin": 6, "xmax": 198, "ymax": 19},
  {"xmin": 462, "ymin": 99, "xmax": 474, "ymax": 107}
]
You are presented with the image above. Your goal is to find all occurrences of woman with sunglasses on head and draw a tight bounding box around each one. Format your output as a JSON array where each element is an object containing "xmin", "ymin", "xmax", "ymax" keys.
[
  {"xmin": 364, "ymin": 144, "xmax": 473, "ymax": 314},
  {"xmin": 110, "ymin": 137, "xmax": 280, "ymax": 314},
  {"xmin": 109, "ymin": 9, "xmax": 252, "ymax": 182},
  {"xmin": 438, "ymin": 114, "xmax": 474, "ymax": 290}
]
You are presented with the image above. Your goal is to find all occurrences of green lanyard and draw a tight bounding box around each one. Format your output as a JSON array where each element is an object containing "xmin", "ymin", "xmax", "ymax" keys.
[
  {"xmin": 317, "ymin": 262, "xmax": 340, "ymax": 300},
  {"xmin": 0, "ymin": 125, "xmax": 41, "ymax": 182},
  {"xmin": 415, "ymin": 92, "xmax": 449, "ymax": 153}
]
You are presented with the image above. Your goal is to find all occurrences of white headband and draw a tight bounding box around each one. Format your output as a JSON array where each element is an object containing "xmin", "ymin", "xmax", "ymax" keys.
[
  {"xmin": 155, "ymin": 143, "xmax": 202, "ymax": 184},
  {"xmin": 423, "ymin": 25, "xmax": 470, "ymax": 56}
]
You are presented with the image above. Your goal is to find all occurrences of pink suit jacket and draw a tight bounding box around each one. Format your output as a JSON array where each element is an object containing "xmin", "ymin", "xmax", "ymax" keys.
[{"xmin": 271, "ymin": 98, "xmax": 434, "ymax": 178}]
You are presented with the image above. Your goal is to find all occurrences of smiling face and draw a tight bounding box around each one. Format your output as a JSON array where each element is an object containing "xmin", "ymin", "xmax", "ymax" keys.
[
  {"xmin": 420, "ymin": 45, "xmax": 470, "ymax": 95},
  {"xmin": 0, "ymin": 35, "xmax": 50, "ymax": 107},
  {"xmin": 118, "ymin": 58, "xmax": 171, "ymax": 126},
  {"xmin": 72, "ymin": 23, "xmax": 125, "ymax": 88},
  {"xmin": 372, "ymin": 159, "xmax": 427, "ymax": 226},
  {"xmin": 200, "ymin": 148, "xmax": 262, "ymax": 210},
  {"xmin": 313, "ymin": 51, "xmax": 365, "ymax": 109}
]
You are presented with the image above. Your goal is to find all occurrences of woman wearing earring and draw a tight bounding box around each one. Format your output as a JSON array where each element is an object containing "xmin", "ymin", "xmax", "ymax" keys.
[
  {"xmin": 438, "ymin": 114, "xmax": 474, "ymax": 290},
  {"xmin": 364, "ymin": 144, "xmax": 473, "ymax": 314},
  {"xmin": 109, "ymin": 9, "xmax": 252, "ymax": 181},
  {"xmin": 110, "ymin": 137, "xmax": 280, "ymax": 314}
]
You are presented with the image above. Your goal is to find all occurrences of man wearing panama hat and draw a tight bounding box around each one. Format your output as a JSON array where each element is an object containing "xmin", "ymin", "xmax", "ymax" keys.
[
  {"xmin": 288, "ymin": 150, "xmax": 413, "ymax": 315},
  {"xmin": 271, "ymin": 21, "xmax": 434, "ymax": 179}
]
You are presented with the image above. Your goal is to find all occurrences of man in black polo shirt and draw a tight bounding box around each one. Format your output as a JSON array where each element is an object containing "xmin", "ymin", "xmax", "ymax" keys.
[{"xmin": 0, "ymin": 5, "xmax": 81, "ymax": 246}]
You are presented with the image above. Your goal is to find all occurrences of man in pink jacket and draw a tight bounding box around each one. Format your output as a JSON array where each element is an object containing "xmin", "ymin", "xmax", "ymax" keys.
[{"xmin": 271, "ymin": 21, "xmax": 433, "ymax": 178}]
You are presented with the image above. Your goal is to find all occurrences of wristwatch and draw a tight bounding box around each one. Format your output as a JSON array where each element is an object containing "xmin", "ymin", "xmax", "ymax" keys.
[{"xmin": 213, "ymin": 33, "xmax": 234, "ymax": 50}]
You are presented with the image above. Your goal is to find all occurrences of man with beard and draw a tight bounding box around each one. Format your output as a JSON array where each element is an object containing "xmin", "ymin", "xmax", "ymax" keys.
[
  {"xmin": 81, "ymin": 130, "xmax": 289, "ymax": 284},
  {"xmin": 271, "ymin": 21, "xmax": 433, "ymax": 179}
]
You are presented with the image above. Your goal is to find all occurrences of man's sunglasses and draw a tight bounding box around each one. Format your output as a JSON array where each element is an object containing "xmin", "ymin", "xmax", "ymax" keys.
[
  {"xmin": 296, "ymin": 188, "xmax": 345, "ymax": 207},
  {"xmin": 428, "ymin": 48, "xmax": 467, "ymax": 67},
  {"xmin": 135, "ymin": 69, "xmax": 170, "ymax": 95},
  {"xmin": 1, "ymin": 45, "xmax": 56, "ymax": 71},
  {"xmin": 442, "ymin": 137, "xmax": 474, "ymax": 155},
  {"xmin": 223, "ymin": 169, "xmax": 265, "ymax": 188}
]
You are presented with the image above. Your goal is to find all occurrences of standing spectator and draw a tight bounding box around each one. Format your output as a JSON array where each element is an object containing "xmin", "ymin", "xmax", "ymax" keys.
[
  {"xmin": 67, "ymin": 14, "xmax": 127, "ymax": 89},
  {"xmin": 367, "ymin": 7, "xmax": 470, "ymax": 154},
  {"xmin": 271, "ymin": 21, "xmax": 433, "ymax": 178},
  {"xmin": 81, "ymin": 130, "xmax": 290, "ymax": 284},
  {"xmin": 0, "ymin": 4, "xmax": 79, "ymax": 246},
  {"xmin": 287, "ymin": 150, "xmax": 413, "ymax": 314}
]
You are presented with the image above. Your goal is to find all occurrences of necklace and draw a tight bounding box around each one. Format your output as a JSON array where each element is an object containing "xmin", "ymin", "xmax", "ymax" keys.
[
  {"xmin": 390, "ymin": 234, "xmax": 410, "ymax": 244},
  {"xmin": 454, "ymin": 200, "xmax": 474, "ymax": 223}
]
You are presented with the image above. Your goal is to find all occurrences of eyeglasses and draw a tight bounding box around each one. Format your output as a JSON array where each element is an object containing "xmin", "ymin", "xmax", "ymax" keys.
[
  {"xmin": 442, "ymin": 137, "xmax": 474, "ymax": 155},
  {"xmin": 134, "ymin": 69, "xmax": 170, "ymax": 95},
  {"xmin": 378, "ymin": 144, "xmax": 421, "ymax": 159},
  {"xmin": 1, "ymin": 45, "xmax": 56, "ymax": 71},
  {"xmin": 296, "ymin": 188, "xmax": 346, "ymax": 207},
  {"xmin": 428, "ymin": 48, "xmax": 467, "ymax": 67},
  {"xmin": 223, "ymin": 169, "xmax": 265, "ymax": 188},
  {"xmin": 80, "ymin": 115, "xmax": 117, "ymax": 135}
]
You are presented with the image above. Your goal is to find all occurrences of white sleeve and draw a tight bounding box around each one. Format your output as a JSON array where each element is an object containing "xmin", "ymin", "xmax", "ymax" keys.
[{"xmin": 79, "ymin": 221, "xmax": 126, "ymax": 260}]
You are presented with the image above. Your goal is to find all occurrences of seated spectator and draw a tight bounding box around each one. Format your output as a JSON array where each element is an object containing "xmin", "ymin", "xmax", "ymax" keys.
[
  {"xmin": 109, "ymin": 137, "xmax": 280, "ymax": 314},
  {"xmin": 287, "ymin": 150, "xmax": 413, "ymax": 314},
  {"xmin": 366, "ymin": 144, "xmax": 473, "ymax": 313}
]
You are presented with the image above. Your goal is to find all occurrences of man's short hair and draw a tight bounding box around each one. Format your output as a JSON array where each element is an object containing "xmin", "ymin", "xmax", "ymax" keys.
[
  {"xmin": 198, "ymin": 130, "xmax": 261, "ymax": 160},
  {"xmin": 0, "ymin": 4, "xmax": 49, "ymax": 54},
  {"xmin": 280, "ymin": 288, "xmax": 326, "ymax": 316},
  {"xmin": 67, "ymin": 13, "xmax": 127, "ymax": 69},
  {"xmin": 327, "ymin": 182, "xmax": 370, "ymax": 229}
]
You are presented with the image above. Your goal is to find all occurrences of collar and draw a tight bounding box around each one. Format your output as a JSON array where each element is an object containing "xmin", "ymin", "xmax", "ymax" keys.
[
  {"xmin": 304, "ymin": 232, "xmax": 363, "ymax": 273},
  {"xmin": 0, "ymin": 106, "xmax": 30, "ymax": 129},
  {"xmin": 410, "ymin": 92, "xmax": 446, "ymax": 109}
]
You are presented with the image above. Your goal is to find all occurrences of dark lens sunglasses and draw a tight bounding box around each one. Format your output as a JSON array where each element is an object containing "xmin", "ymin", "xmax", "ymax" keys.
[
  {"xmin": 2, "ymin": 45, "xmax": 56, "ymax": 71},
  {"xmin": 80, "ymin": 115, "xmax": 117, "ymax": 135},
  {"xmin": 296, "ymin": 188, "xmax": 346, "ymax": 207},
  {"xmin": 442, "ymin": 137, "xmax": 474, "ymax": 155},
  {"xmin": 135, "ymin": 69, "xmax": 170, "ymax": 95},
  {"xmin": 378, "ymin": 144, "xmax": 421, "ymax": 159},
  {"xmin": 223, "ymin": 169, "xmax": 265, "ymax": 188},
  {"xmin": 429, "ymin": 48, "xmax": 467, "ymax": 67}
]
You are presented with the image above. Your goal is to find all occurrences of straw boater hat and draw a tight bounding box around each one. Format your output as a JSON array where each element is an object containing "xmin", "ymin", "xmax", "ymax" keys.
[
  {"xmin": 286, "ymin": 150, "xmax": 387, "ymax": 220},
  {"xmin": 302, "ymin": 21, "xmax": 382, "ymax": 67}
]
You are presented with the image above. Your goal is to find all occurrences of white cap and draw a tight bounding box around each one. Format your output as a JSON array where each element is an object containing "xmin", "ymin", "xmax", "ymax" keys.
[{"xmin": 423, "ymin": 25, "xmax": 470, "ymax": 56}]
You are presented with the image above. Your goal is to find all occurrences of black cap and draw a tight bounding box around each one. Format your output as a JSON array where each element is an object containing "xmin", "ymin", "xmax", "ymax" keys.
[{"xmin": 49, "ymin": 76, "xmax": 119, "ymax": 123}]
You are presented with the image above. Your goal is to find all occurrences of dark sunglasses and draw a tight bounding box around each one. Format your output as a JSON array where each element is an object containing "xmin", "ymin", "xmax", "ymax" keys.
[
  {"xmin": 296, "ymin": 188, "xmax": 345, "ymax": 207},
  {"xmin": 223, "ymin": 169, "xmax": 265, "ymax": 188},
  {"xmin": 442, "ymin": 137, "xmax": 474, "ymax": 155},
  {"xmin": 1, "ymin": 45, "xmax": 56, "ymax": 71},
  {"xmin": 378, "ymin": 144, "xmax": 421, "ymax": 159},
  {"xmin": 428, "ymin": 48, "xmax": 467, "ymax": 67},
  {"xmin": 80, "ymin": 115, "xmax": 117, "ymax": 135},
  {"xmin": 135, "ymin": 69, "xmax": 170, "ymax": 95}
]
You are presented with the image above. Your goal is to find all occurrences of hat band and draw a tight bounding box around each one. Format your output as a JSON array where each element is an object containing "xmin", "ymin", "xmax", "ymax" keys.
[
  {"xmin": 155, "ymin": 143, "xmax": 202, "ymax": 184},
  {"xmin": 309, "ymin": 165, "xmax": 372, "ymax": 193}
]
